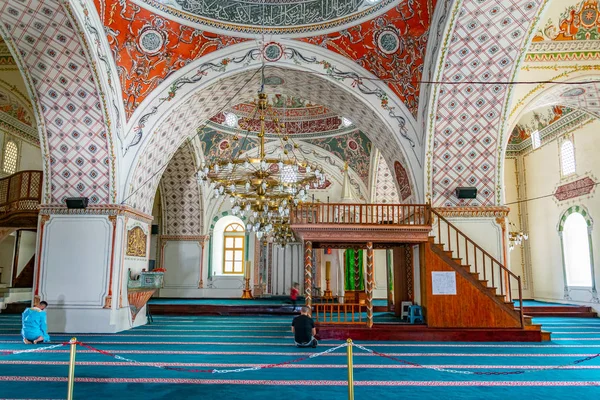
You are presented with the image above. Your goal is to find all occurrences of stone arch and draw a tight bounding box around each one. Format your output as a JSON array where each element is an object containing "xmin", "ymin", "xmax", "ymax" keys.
[
  {"xmin": 423, "ymin": 0, "xmax": 548, "ymax": 207},
  {"xmin": 121, "ymin": 41, "xmax": 423, "ymax": 213},
  {"xmin": 0, "ymin": 0, "xmax": 118, "ymax": 204}
]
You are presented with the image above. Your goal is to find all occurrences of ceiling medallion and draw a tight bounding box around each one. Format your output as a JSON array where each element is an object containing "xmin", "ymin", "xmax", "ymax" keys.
[
  {"xmin": 138, "ymin": 29, "xmax": 165, "ymax": 55},
  {"xmin": 263, "ymin": 42, "xmax": 284, "ymax": 62},
  {"xmin": 562, "ymin": 88, "xmax": 586, "ymax": 97},
  {"xmin": 375, "ymin": 27, "xmax": 400, "ymax": 55}
]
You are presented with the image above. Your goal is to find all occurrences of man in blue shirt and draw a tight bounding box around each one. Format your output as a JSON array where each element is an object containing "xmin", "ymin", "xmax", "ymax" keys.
[{"xmin": 21, "ymin": 301, "xmax": 50, "ymax": 344}]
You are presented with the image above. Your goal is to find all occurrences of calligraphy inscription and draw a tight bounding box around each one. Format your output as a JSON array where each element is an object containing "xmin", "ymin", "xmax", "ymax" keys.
[{"xmin": 127, "ymin": 226, "xmax": 148, "ymax": 258}]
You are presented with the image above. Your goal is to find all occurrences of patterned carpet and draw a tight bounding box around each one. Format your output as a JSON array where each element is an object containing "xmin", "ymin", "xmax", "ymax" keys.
[{"xmin": 0, "ymin": 314, "xmax": 600, "ymax": 399}]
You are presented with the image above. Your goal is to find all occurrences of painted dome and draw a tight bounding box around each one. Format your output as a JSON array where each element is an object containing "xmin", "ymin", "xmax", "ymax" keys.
[{"xmin": 140, "ymin": 0, "xmax": 390, "ymax": 34}]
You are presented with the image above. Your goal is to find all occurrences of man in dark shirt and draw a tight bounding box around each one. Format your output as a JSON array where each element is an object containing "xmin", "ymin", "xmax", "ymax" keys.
[{"xmin": 291, "ymin": 306, "xmax": 317, "ymax": 348}]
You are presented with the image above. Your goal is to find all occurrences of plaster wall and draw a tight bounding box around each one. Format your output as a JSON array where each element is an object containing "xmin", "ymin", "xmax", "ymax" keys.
[
  {"xmin": 515, "ymin": 120, "xmax": 600, "ymax": 309},
  {"xmin": 0, "ymin": 234, "xmax": 15, "ymax": 285},
  {"xmin": 16, "ymin": 230, "xmax": 36, "ymax": 276}
]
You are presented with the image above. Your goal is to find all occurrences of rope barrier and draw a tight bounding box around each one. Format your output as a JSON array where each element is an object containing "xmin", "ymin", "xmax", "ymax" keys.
[
  {"xmin": 0, "ymin": 342, "xmax": 67, "ymax": 356},
  {"xmin": 351, "ymin": 342, "xmax": 600, "ymax": 376},
  {"xmin": 77, "ymin": 341, "xmax": 349, "ymax": 374}
]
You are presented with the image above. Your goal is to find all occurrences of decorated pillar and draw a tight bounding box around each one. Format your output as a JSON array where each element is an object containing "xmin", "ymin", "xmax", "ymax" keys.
[
  {"xmin": 34, "ymin": 205, "xmax": 153, "ymax": 333},
  {"xmin": 366, "ymin": 242, "xmax": 374, "ymax": 328},
  {"xmin": 304, "ymin": 240, "xmax": 313, "ymax": 309}
]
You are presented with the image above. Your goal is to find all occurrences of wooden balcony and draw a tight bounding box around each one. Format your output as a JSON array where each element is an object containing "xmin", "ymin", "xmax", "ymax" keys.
[
  {"xmin": 290, "ymin": 203, "xmax": 432, "ymax": 246},
  {"xmin": 0, "ymin": 170, "xmax": 42, "ymax": 228}
]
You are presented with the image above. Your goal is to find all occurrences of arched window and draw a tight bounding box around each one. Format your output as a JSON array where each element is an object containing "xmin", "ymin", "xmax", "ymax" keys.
[
  {"xmin": 562, "ymin": 212, "xmax": 592, "ymax": 287},
  {"xmin": 223, "ymin": 223, "xmax": 245, "ymax": 274},
  {"xmin": 2, "ymin": 140, "xmax": 18, "ymax": 174},
  {"xmin": 561, "ymin": 140, "xmax": 576, "ymax": 176}
]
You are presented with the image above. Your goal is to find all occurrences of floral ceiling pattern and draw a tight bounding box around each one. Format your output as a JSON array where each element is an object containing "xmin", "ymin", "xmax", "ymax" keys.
[
  {"xmin": 94, "ymin": 0, "xmax": 249, "ymax": 119},
  {"xmin": 299, "ymin": 0, "xmax": 436, "ymax": 117},
  {"xmin": 510, "ymin": 106, "xmax": 572, "ymax": 144}
]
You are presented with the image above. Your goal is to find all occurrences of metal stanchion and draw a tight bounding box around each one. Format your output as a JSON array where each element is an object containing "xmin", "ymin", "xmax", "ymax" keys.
[
  {"xmin": 67, "ymin": 337, "xmax": 77, "ymax": 400},
  {"xmin": 346, "ymin": 338, "xmax": 354, "ymax": 400}
]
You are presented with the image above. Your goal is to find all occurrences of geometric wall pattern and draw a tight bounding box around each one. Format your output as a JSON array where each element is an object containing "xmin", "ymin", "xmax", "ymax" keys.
[
  {"xmin": 0, "ymin": 0, "xmax": 112, "ymax": 204},
  {"xmin": 374, "ymin": 154, "xmax": 400, "ymax": 204},
  {"xmin": 429, "ymin": 0, "xmax": 545, "ymax": 207},
  {"xmin": 160, "ymin": 142, "xmax": 203, "ymax": 236},
  {"xmin": 127, "ymin": 68, "xmax": 413, "ymax": 213}
]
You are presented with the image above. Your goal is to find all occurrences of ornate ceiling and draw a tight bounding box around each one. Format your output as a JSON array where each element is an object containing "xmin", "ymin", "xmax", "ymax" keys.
[
  {"xmin": 136, "ymin": 0, "xmax": 396, "ymax": 35},
  {"xmin": 209, "ymin": 95, "xmax": 348, "ymax": 136}
]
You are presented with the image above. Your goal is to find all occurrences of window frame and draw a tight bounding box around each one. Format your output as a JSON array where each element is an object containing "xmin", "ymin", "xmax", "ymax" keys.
[
  {"xmin": 558, "ymin": 206, "xmax": 598, "ymax": 301},
  {"xmin": 559, "ymin": 137, "xmax": 576, "ymax": 178},
  {"xmin": 222, "ymin": 223, "xmax": 245, "ymax": 275},
  {"xmin": 2, "ymin": 139, "xmax": 19, "ymax": 175}
]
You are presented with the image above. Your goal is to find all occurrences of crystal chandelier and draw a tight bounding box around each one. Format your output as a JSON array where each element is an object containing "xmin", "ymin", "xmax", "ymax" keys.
[
  {"xmin": 198, "ymin": 90, "xmax": 326, "ymax": 244},
  {"xmin": 508, "ymin": 222, "xmax": 528, "ymax": 251}
]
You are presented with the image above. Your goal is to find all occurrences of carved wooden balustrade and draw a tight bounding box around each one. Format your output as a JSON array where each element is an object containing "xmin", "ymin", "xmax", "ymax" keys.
[
  {"xmin": 0, "ymin": 170, "xmax": 43, "ymax": 228},
  {"xmin": 290, "ymin": 203, "xmax": 431, "ymax": 226}
]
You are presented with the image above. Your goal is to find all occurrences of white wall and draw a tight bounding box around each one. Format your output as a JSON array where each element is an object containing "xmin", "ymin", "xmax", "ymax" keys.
[
  {"xmin": 505, "ymin": 119, "xmax": 600, "ymax": 308},
  {"xmin": 16, "ymin": 230, "xmax": 36, "ymax": 276},
  {"xmin": 0, "ymin": 234, "xmax": 15, "ymax": 285}
]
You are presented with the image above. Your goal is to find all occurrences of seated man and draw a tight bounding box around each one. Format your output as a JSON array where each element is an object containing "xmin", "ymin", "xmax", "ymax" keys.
[
  {"xmin": 291, "ymin": 306, "xmax": 318, "ymax": 348},
  {"xmin": 21, "ymin": 301, "xmax": 50, "ymax": 344}
]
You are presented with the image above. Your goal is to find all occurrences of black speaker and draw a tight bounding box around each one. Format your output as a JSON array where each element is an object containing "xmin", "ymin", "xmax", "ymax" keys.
[
  {"xmin": 65, "ymin": 197, "xmax": 89, "ymax": 209},
  {"xmin": 151, "ymin": 224, "xmax": 159, "ymax": 235},
  {"xmin": 455, "ymin": 187, "xmax": 477, "ymax": 199}
]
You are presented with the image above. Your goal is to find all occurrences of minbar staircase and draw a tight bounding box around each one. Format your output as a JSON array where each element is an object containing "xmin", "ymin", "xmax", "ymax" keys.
[{"xmin": 430, "ymin": 209, "xmax": 548, "ymax": 340}]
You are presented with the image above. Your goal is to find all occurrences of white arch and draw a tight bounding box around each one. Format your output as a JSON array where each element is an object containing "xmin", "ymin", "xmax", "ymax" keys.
[{"xmin": 121, "ymin": 40, "xmax": 424, "ymax": 212}]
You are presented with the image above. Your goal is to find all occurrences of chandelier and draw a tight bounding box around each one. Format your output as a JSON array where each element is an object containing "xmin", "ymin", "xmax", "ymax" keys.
[
  {"xmin": 198, "ymin": 90, "xmax": 326, "ymax": 244},
  {"xmin": 508, "ymin": 222, "xmax": 528, "ymax": 251}
]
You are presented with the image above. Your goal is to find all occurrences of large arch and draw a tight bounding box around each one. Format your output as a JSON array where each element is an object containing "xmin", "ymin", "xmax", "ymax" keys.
[
  {"xmin": 423, "ymin": 0, "xmax": 548, "ymax": 207},
  {"xmin": 0, "ymin": 0, "xmax": 119, "ymax": 204},
  {"xmin": 122, "ymin": 41, "xmax": 423, "ymax": 213}
]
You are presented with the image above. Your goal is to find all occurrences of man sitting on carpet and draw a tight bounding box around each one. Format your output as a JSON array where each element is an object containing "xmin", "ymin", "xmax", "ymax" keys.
[
  {"xmin": 21, "ymin": 301, "xmax": 50, "ymax": 344},
  {"xmin": 291, "ymin": 306, "xmax": 317, "ymax": 348}
]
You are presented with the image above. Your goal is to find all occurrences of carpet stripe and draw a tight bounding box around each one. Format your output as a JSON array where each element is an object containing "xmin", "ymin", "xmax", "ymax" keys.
[
  {"xmin": 1, "ymin": 361, "xmax": 600, "ymax": 369},
  {"xmin": 1, "ymin": 377, "xmax": 599, "ymax": 386}
]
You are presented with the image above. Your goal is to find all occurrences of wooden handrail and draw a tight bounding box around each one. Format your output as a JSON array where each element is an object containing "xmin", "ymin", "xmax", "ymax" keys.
[
  {"xmin": 313, "ymin": 302, "xmax": 367, "ymax": 325},
  {"xmin": 431, "ymin": 209, "xmax": 524, "ymax": 328},
  {"xmin": 0, "ymin": 170, "xmax": 43, "ymax": 216},
  {"xmin": 290, "ymin": 203, "xmax": 431, "ymax": 226}
]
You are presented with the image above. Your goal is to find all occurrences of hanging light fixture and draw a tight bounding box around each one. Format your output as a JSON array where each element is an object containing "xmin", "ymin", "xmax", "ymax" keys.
[
  {"xmin": 198, "ymin": 76, "xmax": 326, "ymax": 245},
  {"xmin": 508, "ymin": 221, "xmax": 528, "ymax": 251}
]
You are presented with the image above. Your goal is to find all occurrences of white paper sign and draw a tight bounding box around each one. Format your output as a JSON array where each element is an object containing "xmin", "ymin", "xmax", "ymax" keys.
[{"xmin": 432, "ymin": 272, "xmax": 457, "ymax": 295}]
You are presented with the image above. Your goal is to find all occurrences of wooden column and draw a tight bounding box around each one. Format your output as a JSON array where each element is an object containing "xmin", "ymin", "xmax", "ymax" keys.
[
  {"xmin": 304, "ymin": 240, "xmax": 313, "ymax": 309},
  {"xmin": 366, "ymin": 242, "xmax": 374, "ymax": 328}
]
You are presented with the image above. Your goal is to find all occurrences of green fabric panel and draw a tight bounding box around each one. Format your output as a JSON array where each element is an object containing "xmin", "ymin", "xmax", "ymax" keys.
[
  {"xmin": 344, "ymin": 249, "xmax": 365, "ymax": 291},
  {"xmin": 356, "ymin": 250, "xmax": 364, "ymax": 291},
  {"xmin": 344, "ymin": 249, "xmax": 354, "ymax": 291},
  {"xmin": 387, "ymin": 249, "xmax": 393, "ymax": 291}
]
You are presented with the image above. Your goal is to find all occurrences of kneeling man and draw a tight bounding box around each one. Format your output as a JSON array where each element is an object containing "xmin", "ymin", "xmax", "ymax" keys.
[
  {"xmin": 21, "ymin": 301, "xmax": 50, "ymax": 344},
  {"xmin": 291, "ymin": 306, "xmax": 318, "ymax": 348}
]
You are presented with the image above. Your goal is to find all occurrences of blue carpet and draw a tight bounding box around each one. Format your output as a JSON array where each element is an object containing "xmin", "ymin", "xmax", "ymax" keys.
[
  {"xmin": 516, "ymin": 300, "xmax": 580, "ymax": 307},
  {"xmin": 1, "ymin": 314, "xmax": 600, "ymax": 399}
]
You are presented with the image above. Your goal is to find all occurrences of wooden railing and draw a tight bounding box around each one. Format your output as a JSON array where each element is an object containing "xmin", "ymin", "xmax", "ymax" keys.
[
  {"xmin": 431, "ymin": 209, "xmax": 524, "ymax": 328},
  {"xmin": 313, "ymin": 303, "xmax": 367, "ymax": 325},
  {"xmin": 0, "ymin": 170, "xmax": 43, "ymax": 217},
  {"xmin": 290, "ymin": 203, "xmax": 431, "ymax": 226}
]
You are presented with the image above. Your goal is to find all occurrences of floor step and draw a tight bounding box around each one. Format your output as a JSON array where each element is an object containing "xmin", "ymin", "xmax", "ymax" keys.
[{"xmin": 525, "ymin": 311, "xmax": 597, "ymax": 318}]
